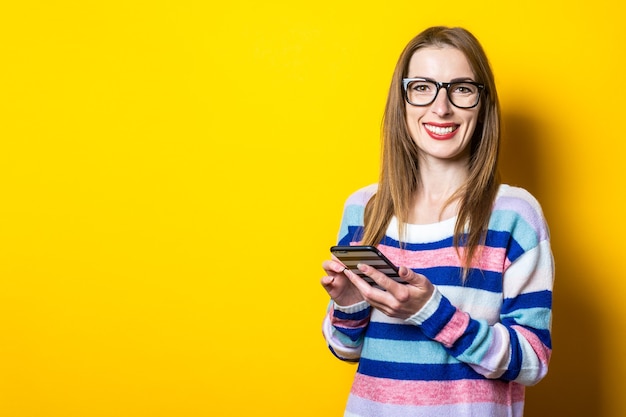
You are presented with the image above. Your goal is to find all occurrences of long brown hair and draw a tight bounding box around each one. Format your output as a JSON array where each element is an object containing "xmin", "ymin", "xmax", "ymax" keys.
[{"xmin": 361, "ymin": 26, "xmax": 501, "ymax": 277}]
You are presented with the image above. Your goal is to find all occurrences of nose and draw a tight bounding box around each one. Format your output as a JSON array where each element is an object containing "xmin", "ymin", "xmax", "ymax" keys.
[{"xmin": 430, "ymin": 88, "xmax": 452, "ymax": 116}]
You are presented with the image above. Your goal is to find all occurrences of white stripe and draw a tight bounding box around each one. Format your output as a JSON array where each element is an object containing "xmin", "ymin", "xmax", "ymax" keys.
[
  {"xmin": 387, "ymin": 216, "xmax": 457, "ymax": 243},
  {"xmin": 322, "ymin": 315, "xmax": 362, "ymax": 360},
  {"xmin": 438, "ymin": 286, "xmax": 503, "ymax": 324},
  {"xmin": 504, "ymin": 240, "xmax": 554, "ymax": 297}
]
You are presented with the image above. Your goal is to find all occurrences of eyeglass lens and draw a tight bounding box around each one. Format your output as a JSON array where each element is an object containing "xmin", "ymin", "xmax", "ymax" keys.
[{"xmin": 406, "ymin": 80, "xmax": 480, "ymax": 108}]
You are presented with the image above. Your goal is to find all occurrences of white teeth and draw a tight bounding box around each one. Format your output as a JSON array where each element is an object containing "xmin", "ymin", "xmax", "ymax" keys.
[{"xmin": 425, "ymin": 124, "xmax": 456, "ymax": 135}]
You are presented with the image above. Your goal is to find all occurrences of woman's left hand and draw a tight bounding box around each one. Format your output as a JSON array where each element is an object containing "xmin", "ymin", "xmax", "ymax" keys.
[{"xmin": 344, "ymin": 264, "xmax": 435, "ymax": 320}]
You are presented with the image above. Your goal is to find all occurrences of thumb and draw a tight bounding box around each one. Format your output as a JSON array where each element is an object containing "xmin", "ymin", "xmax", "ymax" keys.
[{"xmin": 398, "ymin": 266, "xmax": 427, "ymax": 286}]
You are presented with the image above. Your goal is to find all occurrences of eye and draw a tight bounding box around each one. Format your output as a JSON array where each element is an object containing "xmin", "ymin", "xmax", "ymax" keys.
[
  {"xmin": 452, "ymin": 83, "xmax": 477, "ymax": 95},
  {"xmin": 409, "ymin": 81, "xmax": 434, "ymax": 94}
]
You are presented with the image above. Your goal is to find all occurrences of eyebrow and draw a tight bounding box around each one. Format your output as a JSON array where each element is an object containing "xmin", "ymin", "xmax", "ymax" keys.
[{"xmin": 409, "ymin": 76, "xmax": 477, "ymax": 83}]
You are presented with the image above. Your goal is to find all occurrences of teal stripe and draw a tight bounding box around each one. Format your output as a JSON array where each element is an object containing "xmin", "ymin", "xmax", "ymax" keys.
[
  {"xmin": 332, "ymin": 329, "xmax": 362, "ymax": 347},
  {"xmin": 489, "ymin": 210, "xmax": 539, "ymax": 251},
  {"xmin": 501, "ymin": 307, "xmax": 552, "ymax": 330},
  {"xmin": 338, "ymin": 204, "xmax": 365, "ymax": 241},
  {"xmin": 457, "ymin": 320, "xmax": 492, "ymax": 364},
  {"xmin": 362, "ymin": 338, "xmax": 460, "ymax": 365}
]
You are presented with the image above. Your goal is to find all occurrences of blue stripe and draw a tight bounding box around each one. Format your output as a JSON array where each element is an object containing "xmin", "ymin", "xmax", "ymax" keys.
[
  {"xmin": 379, "ymin": 230, "xmax": 513, "ymax": 251},
  {"xmin": 357, "ymin": 358, "xmax": 485, "ymax": 381},
  {"xmin": 534, "ymin": 328, "xmax": 552, "ymax": 349},
  {"xmin": 501, "ymin": 328, "xmax": 522, "ymax": 380},
  {"xmin": 445, "ymin": 318, "xmax": 483, "ymax": 356},
  {"xmin": 353, "ymin": 233, "xmax": 455, "ymax": 251},
  {"xmin": 419, "ymin": 266, "xmax": 503, "ymax": 293},
  {"xmin": 484, "ymin": 229, "xmax": 513, "ymax": 248},
  {"xmin": 500, "ymin": 319, "xmax": 552, "ymax": 349},
  {"xmin": 420, "ymin": 296, "xmax": 457, "ymax": 339},
  {"xmin": 366, "ymin": 322, "xmax": 430, "ymax": 341},
  {"xmin": 338, "ymin": 225, "xmax": 364, "ymax": 245},
  {"xmin": 333, "ymin": 306, "xmax": 372, "ymax": 321},
  {"xmin": 335, "ymin": 326, "xmax": 366, "ymax": 342},
  {"xmin": 378, "ymin": 235, "xmax": 455, "ymax": 251},
  {"xmin": 506, "ymin": 238, "xmax": 525, "ymax": 263},
  {"xmin": 502, "ymin": 290, "xmax": 552, "ymax": 311}
]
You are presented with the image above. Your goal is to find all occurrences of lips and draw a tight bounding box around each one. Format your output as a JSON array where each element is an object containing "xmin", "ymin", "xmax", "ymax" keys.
[{"xmin": 423, "ymin": 123, "xmax": 459, "ymax": 140}]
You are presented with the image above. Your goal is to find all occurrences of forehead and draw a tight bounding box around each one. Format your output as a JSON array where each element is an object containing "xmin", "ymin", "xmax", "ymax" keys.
[{"xmin": 407, "ymin": 46, "xmax": 475, "ymax": 79}]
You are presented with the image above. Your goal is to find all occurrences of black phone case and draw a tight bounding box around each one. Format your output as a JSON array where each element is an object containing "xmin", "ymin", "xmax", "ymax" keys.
[{"xmin": 330, "ymin": 245, "xmax": 403, "ymax": 285}]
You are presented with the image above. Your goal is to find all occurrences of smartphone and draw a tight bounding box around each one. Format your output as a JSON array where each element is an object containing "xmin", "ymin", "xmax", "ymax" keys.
[{"xmin": 330, "ymin": 245, "xmax": 404, "ymax": 285}]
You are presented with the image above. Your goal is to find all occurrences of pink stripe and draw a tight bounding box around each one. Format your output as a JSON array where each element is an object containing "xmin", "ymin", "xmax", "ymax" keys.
[
  {"xmin": 434, "ymin": 309, "xmax": 470, "ymax": 348},
  {"xmin": 329, "ymin": 310, "xmax": 368, "ymax": 329},
  {"xmin": 351, "ymin": 374, "xmax": 525, "ymax": 406},
  {"xmin": 331, "ymin": 318, "xmax": 368, "ymax": 328},
  {"xmin": 512, "ymin": 325, "xmax": 552, "ymax": 365},
  {"xmin": 380, "ymin": 245, "xmax": 507, "ymax": 272}
]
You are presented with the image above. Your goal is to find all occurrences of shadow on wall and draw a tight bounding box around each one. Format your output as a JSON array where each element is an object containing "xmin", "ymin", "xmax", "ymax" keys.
[{"xmin": 500, "ymin": 113, "xmax": 604, "ymax": 417}]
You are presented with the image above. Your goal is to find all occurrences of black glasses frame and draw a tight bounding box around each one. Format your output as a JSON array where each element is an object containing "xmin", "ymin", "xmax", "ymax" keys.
[{"xmin": 402, "ymin": 78, "xmax": 485, "ymax": 109}]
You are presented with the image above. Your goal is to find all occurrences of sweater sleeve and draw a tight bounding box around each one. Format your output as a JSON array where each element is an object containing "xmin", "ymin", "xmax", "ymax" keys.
[
  {"xmin": 405, "ymin": 189, "xmax": 555, "ymax": 386},
  {"xmin": 322, "ymin": 301, "xmax": 371, "ymax": 361},
  {"xmin": 335, "ymin": 184, "xmax": 378, "ymax": 245},
  {"xmin": 322, "ymin": 185, "xmax": 378, "ymax": 361}
]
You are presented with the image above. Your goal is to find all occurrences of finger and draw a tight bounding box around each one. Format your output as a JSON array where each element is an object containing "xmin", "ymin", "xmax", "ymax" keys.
[
  {"xmin": 343, "ymin": 267, "xmax": 375, "ymax": 294},
  {"xmin": 320, "ymin": 275, "xmax": 334, "ymax": 286},
  {"xmin": 397, "ymin": 266, "xmax": 423, "ymax": 284},
  {"xmin": 320, "ymin": 274, "xmax": 344, "ymax": 299},
  {"xmin": 349, "ymin": 264, "xmax": 397, "ymax": 306},
  {"xmin": 397, "ymin": 266, "xmax": 434, "ymax": 296},
  {"xmin": 359, "ymin": 264, "xmax": 418, "ymax": 305},
  {"xmin": 322, "ymin": 259, "xmax": 348, "ymax": 274},
  {"xmin": 357, "ymin": 263, "xmax": 396, "ymax": 290}
]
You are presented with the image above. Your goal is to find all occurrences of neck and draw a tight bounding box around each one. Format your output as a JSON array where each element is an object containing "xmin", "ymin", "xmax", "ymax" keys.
[
  {"xmin": 408, "ymin": 157, "xmax": 469, "ymax": 224},
  {"xmin": 418, "ymin": 155, "xmax": 468, "ymax": 195}
]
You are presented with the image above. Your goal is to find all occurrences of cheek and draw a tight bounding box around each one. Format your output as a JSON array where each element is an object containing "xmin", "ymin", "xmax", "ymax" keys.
[
  {"xmin": 464, "ymin": 109, "xmax": 481, "ymax": 136},
  {"xmin": 466, "ymin": 119, "xmax": 478, "ymax": 135},
  {"xmin": 404, "ymin": 108, "xmax": 425, "ymax": 132},
  {"xmin": 405, "ymin": 118, "xmax": 422, "ymax": 141}
]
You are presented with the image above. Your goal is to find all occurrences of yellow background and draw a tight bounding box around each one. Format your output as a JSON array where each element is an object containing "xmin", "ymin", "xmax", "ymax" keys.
[{"xmin": 0, "ymin": 1, "xmax": 624, "ymax": 416}]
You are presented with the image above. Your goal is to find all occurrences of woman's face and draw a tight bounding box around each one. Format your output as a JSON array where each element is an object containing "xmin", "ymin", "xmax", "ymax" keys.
[{"xmin": 404, "ymin": 46, "xmax": 481, "ymax": 164}]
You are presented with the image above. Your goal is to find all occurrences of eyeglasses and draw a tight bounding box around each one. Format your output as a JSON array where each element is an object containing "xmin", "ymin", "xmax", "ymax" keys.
[{"xmin": 402, "ymin": 78, "xmax": 485, "ymax": 109}]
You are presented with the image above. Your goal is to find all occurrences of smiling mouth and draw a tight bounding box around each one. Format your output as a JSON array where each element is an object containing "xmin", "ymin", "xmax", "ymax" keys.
[{"xmin": 424, "ymin": 124, "xmax": 458, "ymax": 135}]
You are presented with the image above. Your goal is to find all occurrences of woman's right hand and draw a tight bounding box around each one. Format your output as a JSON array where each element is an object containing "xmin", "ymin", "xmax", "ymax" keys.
[{"xmin": 321, "ymin": 259, "xmax": 365, "ymax": 306}]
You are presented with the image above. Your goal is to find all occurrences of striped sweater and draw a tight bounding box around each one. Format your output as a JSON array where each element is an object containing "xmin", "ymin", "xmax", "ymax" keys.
[{"xmin": 322, "ymin": 184, "xmax": 554, "ymax": 417}]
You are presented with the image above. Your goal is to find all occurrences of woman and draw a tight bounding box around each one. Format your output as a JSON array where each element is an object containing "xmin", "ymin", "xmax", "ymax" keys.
[{"xmin": 321, "ymin": 26, "xmax": 554, "ymax": 417}]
